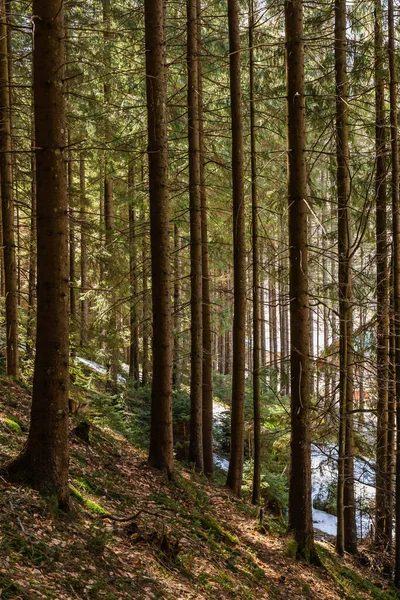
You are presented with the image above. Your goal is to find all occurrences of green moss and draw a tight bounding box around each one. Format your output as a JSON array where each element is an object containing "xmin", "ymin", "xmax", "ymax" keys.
[
  {"xmin": 69, "ymin": 485, "xmax": 108, "ymax": 515},
  {"xmin": 199, "ymin": 513, "xmax": 239, "ymax": 545},
  {"xmin": 4, "ymin": 416, "xmax": 22, "ymax": 434}
]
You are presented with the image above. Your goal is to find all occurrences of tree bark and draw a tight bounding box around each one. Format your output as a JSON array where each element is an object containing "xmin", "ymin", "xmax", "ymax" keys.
[
  {"xmin": 226, "ymin": 0, "xmax": 246, "ymax": 497},
  {"xmin": 374, "ymin": 0, "xmax": 389, "ymax": 547},
  {"xmin": 335, "ymin": 0, "xmax": 357, "ymax": 556},
  {"xmin": 0, "ymin": 0, "xmax": 18, "ymax": 377},
  {"xmin": 249, "ymin": 0, "xmax": 261, "ymax": 505},
  {"xmin": 128, "ymin": 163, "xmax": 140, "ymax": 382},
  {"xmin": 388, "ymin": 0, "xmax": 400, "ymax": 586},
  {"xmin": 145, "ymin": 0, "xmax": 174, "ymax": 477},
  {"xmin": 285, "ymin": 0, "xmax": 316, "ymax": 561},
  {"xmin": 4, "ymin": 0, "xmax": 69, "ymax": 508},
  {"xmin": 80, "ymin": 152, "xmax": 88, "ymax": 347},
  {"xmin": 198, "ymin": 0, "xmax": 213, "ymax": 478},
  {"xmin": 187, "ymin": 0, "xmax": 203, "ymax": 471}
]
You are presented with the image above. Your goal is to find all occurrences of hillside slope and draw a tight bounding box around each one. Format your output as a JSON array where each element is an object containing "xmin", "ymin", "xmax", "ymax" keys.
[{"xmin": 0, "ymin": 375, "xmax": 397, "ymax": 600}]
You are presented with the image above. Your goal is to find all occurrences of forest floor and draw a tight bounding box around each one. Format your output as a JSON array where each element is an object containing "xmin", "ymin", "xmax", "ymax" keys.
[{"xmin": 0, "ymin": 374, "xmax": 398, "ymax": 600}]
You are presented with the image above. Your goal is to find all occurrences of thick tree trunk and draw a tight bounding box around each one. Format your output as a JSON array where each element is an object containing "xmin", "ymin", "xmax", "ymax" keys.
[
  {"xmin": 4, "ymin": 0, "xmax": 69, "ymax": 508},
  {"xmin": 187, "ymin": 0, "xmax": 203, "ymax": 471},
  {"xmin": 374, "ymin": 0, "xmax": 389, "ymax": 547},
  {"xmin": 226, "ymin": 0, "xmax": 246, "ymax": 497},
  {"xmin": 0, "ymin": 0, "xmax": 18, "ymax": 377},
  {"xmin": 145, "ymin": 0, "xmax": 174, "ymax": 477},
  {"xmin": 285, "ymin": 0, "xmax": 316, "ymax": 561},
  {"xmin": 335, "ymin": 0, "xmax": 357, "ymax": 556}
]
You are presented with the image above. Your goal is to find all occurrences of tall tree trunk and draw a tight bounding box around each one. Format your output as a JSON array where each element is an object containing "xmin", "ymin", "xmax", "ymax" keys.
[
  {"xmin": 249, "ymin": 0, "xmax": 260, "ymax": 505},
  {"xmin": 80, "ymin": 152, "xmax": 88, "ymax": 347},
  {"xmin": 389, "ymin": 0, "xmax": 400, "ymax": 586},
  {"xmin": 374, "ymin": 0, "xmax": 389, "ymax": 547},
  {"xmin": 145, "ymin": 0, "xmax": 174, "ymax": 477},
  {"xmin": 0, "ymin": 0, "xmax": 18, "ymax": 377},
  {"xmin": 225, "ymin": 0, "xmax": 246, "ymax": 497},
  {"xmin": 335, "ymin": 0, "xmax": 357, "ymax": 556},
  {"xmin": 5, "ymin": 0, "xmax": 69, "ymax": 508},
  {"xmin": 198, "ymin": 0, "xmax": 213, "ymax": 478},
  {"xmin": 285, "ymin": 0, "xmax": 316, "ymax": 561},
  {"xmin": 187, "ymin": 0, "xmax": 203, "ymax": 471}
]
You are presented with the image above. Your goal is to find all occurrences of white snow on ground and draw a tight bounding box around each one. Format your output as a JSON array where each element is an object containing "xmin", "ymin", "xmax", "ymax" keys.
[
  {"xmin": 311, "ymin": 444, "xmax": 374, "ymax": 538},
  {"xmin": 76, "ymin": 356, "xmax": 127, "ymax": 383}
]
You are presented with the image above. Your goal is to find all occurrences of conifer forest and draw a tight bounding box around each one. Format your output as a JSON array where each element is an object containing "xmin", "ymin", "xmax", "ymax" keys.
[{"xmin": 2, "ymin": 0, "xmax": 400, "ymax": 598}]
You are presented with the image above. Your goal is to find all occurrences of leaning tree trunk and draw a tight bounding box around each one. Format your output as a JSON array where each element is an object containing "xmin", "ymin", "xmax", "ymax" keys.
[
  {"xmin": 335, "ymin": 0, "xmax": 357, "ymax": 556},
  {"xmin": 187, "ymin": 0, "xmax": 203, "ymax": 471},
  {"xmin": 374, "ymin": 0, "xmax": 389, "ymax": 547},
  {"xmin": 285, "ymin": 0, "xmax": 316, "ymax": 561},
  {"xmin": 145, "ymin": 0, "xmax": 174, "ymax": 477},
  {"xmin": 249, "ymin": 0, "xmax": 261, "ymax": 505},
  {"xmin": 226, "ymin": 0, "xmax": 246, "ymax": 497},
  {"xmin": 0, "ymin": 0, "xmax": 18, "ymax": 377},
  {"xmin": 388, "ymin": 0, "xmax": 400, "ymax": 587},
  {"xmin": 4, "ymin": 0, "xmax": 69, "ymax": 508}
]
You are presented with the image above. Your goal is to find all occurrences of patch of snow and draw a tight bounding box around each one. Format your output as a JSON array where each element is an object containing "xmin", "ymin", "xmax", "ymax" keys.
[{"xmin": 76, "ymin": 356, "xmax": 126, "ymax": 383}]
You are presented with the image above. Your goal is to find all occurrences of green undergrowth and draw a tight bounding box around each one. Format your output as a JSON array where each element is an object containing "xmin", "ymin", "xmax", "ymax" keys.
[
  {"xmin": 318, "ymin": 545, "xmax": 399, "ymax": 600},
  {"xmin": 1, "ymin": 371, "xmax": 399, "ymax": 600}
]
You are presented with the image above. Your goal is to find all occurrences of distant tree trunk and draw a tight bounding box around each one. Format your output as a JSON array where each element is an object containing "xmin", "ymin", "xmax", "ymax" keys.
[
  {"xmin": 173, "ymin": 223, "xmax": 181, "ymax": 389},
  {"xmin": 0, "ymin": 0, "xmax": 18, "ymax": 377},
  {"xmin": 68, "ymin": 132, "xmax": 77, "ymax": 351},
  {"xmin": 285, "ymin": 0, "xmax": 316, "ymax": 561},
  {"xmin": 386, "ymin": 257, "xmax": 395, "ymax": 548},
  {"xmin": 389, "ymin": 0, "xmax": 400, "ymax": 586},
  {"xmin": 128, "ymin": 163, "xmax": 139, "ymax": 382},
  {"xmin": 104, "ymin": 177, "xmax": 118, "ymax": 390},
  {"xmin": 26, "ymin": 120, "xmax": 36, "ymax": 357},
  {"xmin": 5, "ymin": 0, "xmax": 69, "ymax": 508},
  {"xmin": 260, "ymin": 278, "xmax": 267, "ymax": 368},
  {"xmin": 226, "ymin": 0, "xmax": 246, "ymax": 497},
  {"xmin": 335, "ymin": 0, "xmax": 357, "ymax": 556},
  {"xmin": 102, "ymin": 0, "xmax": 118, "ymax": 391},
  {"xmin": 374, "ymin": 0, "xmax": 389, "ymax": 547},
  {"xmin": 80, "ymin": 152, "xmax": 88, "ymax": 347},
  {"xmin": 249, "ymin": 0, "xmax": 260, "ymax": 505},
  {"xmin": 187, "ymin": 0, "xmax": 203, "ymax": 471},
  {"xmin": 142, "ymin": 222, "xmax": 149, "ymax": 386},
  {"xmin": 198, "ymin": 0, "xmax": 213, "ymax": 478},
  {"xmin": 145, "ymin": 0, "xmax": 174, "ymax": 477}
]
